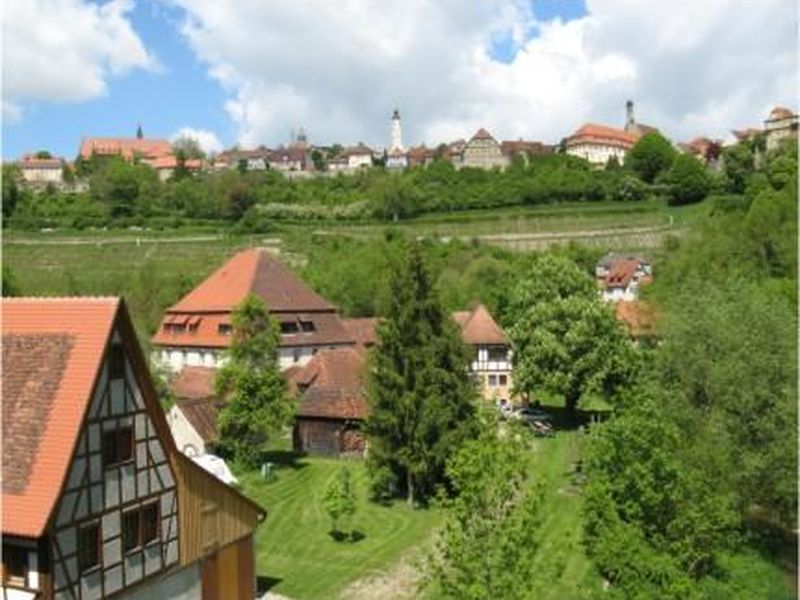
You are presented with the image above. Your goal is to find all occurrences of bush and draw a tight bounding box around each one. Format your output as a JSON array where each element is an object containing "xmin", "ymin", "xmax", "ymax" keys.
[{"xmin": 666, "ymin": 154, "xmax": 711, "ymax": 206}]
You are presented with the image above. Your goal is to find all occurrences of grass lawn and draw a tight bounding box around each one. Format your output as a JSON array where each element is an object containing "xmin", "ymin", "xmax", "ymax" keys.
[{"xmin": 237, "ymin": 450, "xmax": 444, "ymax": 600}]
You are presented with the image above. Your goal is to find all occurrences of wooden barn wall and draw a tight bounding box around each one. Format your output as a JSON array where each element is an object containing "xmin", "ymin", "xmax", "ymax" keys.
[{"xmin": 171, "ymin": 456, "xmax": 262, "ymax": 567}]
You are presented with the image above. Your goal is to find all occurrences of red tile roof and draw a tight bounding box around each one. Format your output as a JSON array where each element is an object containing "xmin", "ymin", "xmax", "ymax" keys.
[
  {"xmin": 2, "ymin": 297, "xmax": 120, "ymax": 538},
  {"xmin": 606, "ymin": 259, "xmax": 642, "ymax": 288},
  {"xmin": 171, "ymin": 366, "xmax": 217, "ymax": 400},
  {"xmin": 294, "ymin": 347, "xmax": 368, "ymax": 420},
  {"xmin": 471, "ymin": 128, "xmax": 496, "ymax": 142},
  {"xmin": 566, "ymin": 123, "xmax": 637, "ymax": 148},
  {"xmin": 341, "ymin": 317, "xmax": 380, "ymax": 347},
  {"xmin": 20, "ymin": 155, "xmax": 64, "ymax": 169},
  {"xmin": 768, "ymin": 106, "xmax": 795, "ymax": 121},
  {"xmin": 455, "ymin": 303, "xmax": 508, "ymax": 345},
  {"xmin": 145, "ymin": 156, "xmax": 203, "ymax": 170},
  {"xmin": 500, "ymin": 140, "xmax": 552, "ymax": 156},
  {"xmin": 615, "ymin": 301, "xmax": 659, "ymax": 338},
  {"xmin": 151, "ymin": 249, "xmax": 354, "ymax": 350},
  {"xmin": 79, "ymin": 137, "xmax": 172, "ymax": 161}
]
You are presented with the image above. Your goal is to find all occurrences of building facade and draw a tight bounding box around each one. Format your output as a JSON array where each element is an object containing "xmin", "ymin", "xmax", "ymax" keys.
[
  {"xmin": 764, "ymin": 106, "xmax": 798, "ymax": 152},
  {"xmin": 595, "ymin": 254, "xmax": 652, "ymax": 302},
  {"xmin": 1, "ymin": 297, "xmax": 264, "ymax": 600},
  {"xmin": 460, "ymin": 129, "xmax": 509, "ymax": 170},
  {"xmin": 18, "ymin": 155, "xmax": 65, "ymax": 184}
]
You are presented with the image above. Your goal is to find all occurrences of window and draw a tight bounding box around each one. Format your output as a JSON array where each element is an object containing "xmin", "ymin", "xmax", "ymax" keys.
[
  {"xmin": 299, "ymin": 320, "xmax": 315, "ymax": 333},
  {"xmin": 280, "ymin": 321, "xmax": 299, "ymax": 335},
  {"xmin": 2, "ymin": 545, "xmax": 27, "ymax": 586},
  {"xmin": 488, "ymin": 346, "xmax": 507, "ymax": 361},
  {"xmin": 123, "ymin": 504, "xmax": 160, "ymax": 553},
  {"xmin": 141, "ymin": 503, "xmax": 160, "ymax": 545},
  {"xmin": 499, "ymin": 375, "xmax": 508, "ymax": 386},
  {"xmin": 488, "ymin": 375, "xmax": 498, "ymax": 387},
  {"xmin": 78, "ymin": 524, "xmax": 100, "ymax": 572},
  {"xmin": 218, "ymin": 323, "xmax": 232, "ymax": 336},
  {"xmin": 102, "ymin": 427, "xmax": 133, "ymax": 468},
  {"xmin": 122, "ymin": 510, "xmax": 141, "ymax": 552},
  {"xmin": 109, "ymin": 343, "xmax": 125, "ymax": 379}
]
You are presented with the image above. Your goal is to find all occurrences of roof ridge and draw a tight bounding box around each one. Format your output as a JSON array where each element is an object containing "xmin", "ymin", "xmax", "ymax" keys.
[{"xmin": 2, "ymin": 296, "xmax": 120, "ymax": 302}]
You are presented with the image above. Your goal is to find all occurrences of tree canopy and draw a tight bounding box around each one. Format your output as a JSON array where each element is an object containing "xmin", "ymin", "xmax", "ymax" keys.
[{"xmin": 627, "ymin": 131, "xmax": 677, "ymax": 183}]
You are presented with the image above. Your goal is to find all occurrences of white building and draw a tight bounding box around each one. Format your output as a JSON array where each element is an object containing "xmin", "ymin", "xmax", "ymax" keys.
[
  {"xmin": 764, "ymin": 106, "xmax": 798, "ymax": 152},
  {"xmin": 18, "ymin": 154, "xmax": 64, "ymax": 184},
  {"xmin": 342, "ymin": 144, "xmax": 374, "ymax": 169},
  {"xmin": 565, "ymin": 123, "xmax": 637, "ymax": 166},
  {"xmin": 595, "ymin": 254, "xmax": 652, "ymax": 302}
]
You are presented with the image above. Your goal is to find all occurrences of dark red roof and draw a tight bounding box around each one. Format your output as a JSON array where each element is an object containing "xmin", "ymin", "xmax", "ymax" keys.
[
  {"xmin": 294, "ymin": 347, "xmax": 368, "ymax": 420},
  {"xmin": 454, "ymin": 303, "xmax": 508, "ymax": 345},
  {"xmin": 341, "ymin": 317, "xmax": 380, "ymax": 347},
  {"xmin": 471, "ymin": 128, "xmax": 496, "ymax": 142},
  {"xmin": 171, "ymin": 366, "xmax": 217, "ymax": 400}
]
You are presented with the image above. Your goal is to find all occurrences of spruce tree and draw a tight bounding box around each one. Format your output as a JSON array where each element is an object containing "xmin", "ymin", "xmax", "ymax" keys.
[
  {"xmin": 365, "ymin": 242, "xmax": 478, "ymax": 505},
  {"xmin": 215, "ymin": 294, "xmax": 293, "ymax": 468}
]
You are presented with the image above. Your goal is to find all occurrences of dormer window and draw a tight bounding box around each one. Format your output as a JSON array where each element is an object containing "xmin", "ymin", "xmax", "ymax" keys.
[
  {"xmin": 218, "ymin": 323, "xmax": 233, "ymax": 336},
  {"xmin": 109, "ymin": 343, "xmax": 125, "ymax": 379},
  {"xmin": 280, "ymin": 322, "xmax": 299, "ymax": 335},
  {"xmin": 300, "ymin": 320, "xmax": 315, "ymax": 333}
]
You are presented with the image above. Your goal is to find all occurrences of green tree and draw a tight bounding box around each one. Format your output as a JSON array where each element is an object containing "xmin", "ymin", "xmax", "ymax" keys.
[
  {"xmin": 171, "ymin": 136, "xmax": 205, "ymax": 159},
  {"xmin": 370, "ymin": 174, "xmax": 418, "ymax": 221},
  {"xmin": 365, "ymin": 242, "xmax": 478, "ymax": 505},
  {"xmin": 424, "ymin": 418, "xmax": 543, "ymax": 599},
  {"xmin": 215, "ymin": 294, "xmax": 294, "ymax": 468},
  {"xmin": 628, "ymin": 131, "xmax": 677, "ymax": 183},
  {"xmin": 34, "ymin": 150, "xmax": 53, "ymax": 159},
  {"xmin": 323, "ymin": 467, "xmax": 357, "ymax": 538},
  {"xmin": 508, "ymin": 255, "xmax": 637, "ymax": 414},
  {"xmin": 666, "ymin": 154, "xmax": 711, "ymax": 206},
  {"xmin": 2, "ymin": 164, "xmax": 22, "ymax": 219},
  {"xmin": 721, "ymin": 143, "xmax": 754, "ymax": 194}
]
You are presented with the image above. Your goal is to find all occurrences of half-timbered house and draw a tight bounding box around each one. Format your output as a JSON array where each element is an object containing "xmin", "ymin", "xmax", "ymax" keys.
[{"xmin": 1, "ymin": 298, "xmax": 265, "ymax": 600}]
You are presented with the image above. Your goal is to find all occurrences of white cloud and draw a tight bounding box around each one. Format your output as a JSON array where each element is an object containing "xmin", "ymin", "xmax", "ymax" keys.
[
  {"xmin": 2, "ymin": 0, "xmax": 157, "ymax": 117},
  {"xmin": 171, "ymin": 0, "xmax": 797, "ymax": 147},
  {"xmin": 170, "ymin": 127, "xmax": 223, "ymax": 154}
]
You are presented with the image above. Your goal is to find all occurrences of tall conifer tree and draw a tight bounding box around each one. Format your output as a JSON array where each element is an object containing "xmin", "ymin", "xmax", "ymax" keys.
[{"xmin": 366, "ymin": 242, "xmax": 478, "ymax": 505}]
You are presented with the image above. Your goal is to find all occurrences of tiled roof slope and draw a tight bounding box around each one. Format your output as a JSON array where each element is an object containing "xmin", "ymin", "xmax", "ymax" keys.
[
  {"xmin": 567, "ymin": 123, "xmax": 638, "ymax": 147},
  {"xmin": 2, "ymin": 297, "xmax": 119, "ymax": 537},
  {"xmin": 169, "ymin": 249, "xmax": 334, "ymax": 313},
  {"xmin": 293, "ymin": 347, "xmax": 368, "ymax": 420},
  {"xmin": 79, "ymin": 138, "xmax": 172, "ymax": 160},
  {"xmin": 341, "ymin": 317, "xmax": 380, "ymax": 347},
  {"xmin": 457, "ymin": 303, "xmax": 508, "ymax": 345},
  {"xmin": 177, "ymin": 400, "xmax": 220, "ymax": 445},
  {"xmin": 172, "ymin": 366, "xmax": 217, "ymax": 400}
]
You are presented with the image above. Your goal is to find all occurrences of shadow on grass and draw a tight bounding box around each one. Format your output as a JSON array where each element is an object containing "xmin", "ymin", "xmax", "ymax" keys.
[
  {"xmin": 256, "ymin": 575, "xmax": 282, "ymax": 594},
  {"xmin": 261, "ymin": 449, "xmax": 309, "ymax": 471},
  {"xmin": 328, "ymin": 529, "xmax": 366, "ymax": 543}
]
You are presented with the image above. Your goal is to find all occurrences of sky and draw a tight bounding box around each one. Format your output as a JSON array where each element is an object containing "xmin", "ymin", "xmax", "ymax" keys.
[{"xmin": 2, "ymin": 0, "xmax": 797, "ymax": 160}]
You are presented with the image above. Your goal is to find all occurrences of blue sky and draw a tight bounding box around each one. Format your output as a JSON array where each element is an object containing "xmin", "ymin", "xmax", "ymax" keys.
[
  {"xmin": 2, "ymin": 0, "xmax": 588, "ymax": 160},
  {"xmin": 3, "ymin": 0, "xmax": 795, "ymax": 159}
]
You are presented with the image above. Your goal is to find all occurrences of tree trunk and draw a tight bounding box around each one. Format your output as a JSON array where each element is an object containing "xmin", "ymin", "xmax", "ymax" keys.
[
  {"xmin": 565, "ymin": 389, "xmax": 580, "ymax": 422},
  {"xmin": 406, "ymin": 471, "xmax": 415, "ymax": 507}
]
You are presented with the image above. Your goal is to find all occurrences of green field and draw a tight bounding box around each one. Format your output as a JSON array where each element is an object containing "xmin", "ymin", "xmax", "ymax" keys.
[
  {"xmin": 238, "ymin": 450, "xmax": 444, "ymax": 599},
  {"xmin": 234, "ymin": 426, "xmax": 599, "ymax": 600}
]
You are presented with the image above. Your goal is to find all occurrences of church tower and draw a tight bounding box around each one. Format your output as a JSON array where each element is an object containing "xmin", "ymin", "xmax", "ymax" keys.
[
  {"xmin": 624, "ymin": 100, "xmax": 636, "ymax": 133},
  {"xmin": 390, "ymin": 109, "xmax": 403, "ymax": 152}
]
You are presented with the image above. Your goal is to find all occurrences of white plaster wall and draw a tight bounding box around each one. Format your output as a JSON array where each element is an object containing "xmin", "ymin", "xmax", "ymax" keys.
[
  {"xmin": 166, "ymin": 406, "xmax": 207, "ymax": 457},
  {"xmin": 347, "ymin": 154, "xmax": 372, "ymax": 169},
  {"xmin": 116, "ymin": 562, "xmax": 201, "ymax": 600}
]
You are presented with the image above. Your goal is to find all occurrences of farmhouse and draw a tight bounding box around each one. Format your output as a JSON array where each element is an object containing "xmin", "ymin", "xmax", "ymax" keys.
[
  {"xmin": 1, "ymin": 297, "xmax": 264, "ymax": 600},
  {"xmin": 152, "ymin": 248, "xmax": 355, "ymax": 372}
]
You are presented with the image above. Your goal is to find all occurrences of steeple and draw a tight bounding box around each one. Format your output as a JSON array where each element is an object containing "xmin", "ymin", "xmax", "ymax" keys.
[
  {"xmin": 136, "ymin": 123, "xmax": 144, "ymax": 139},
  {"xmin": 624, "ymin": 100, "xmax": 635, "ymax": 132},
  {"xmin": 390, "ymin": 109, "xmax": 403, "ymax": 152}
]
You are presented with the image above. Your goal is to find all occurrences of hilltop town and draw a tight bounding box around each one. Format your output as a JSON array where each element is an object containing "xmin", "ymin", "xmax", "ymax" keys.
[{"xmin": 10, "ymin": 102, "xmax": 798, "ymax": 189}]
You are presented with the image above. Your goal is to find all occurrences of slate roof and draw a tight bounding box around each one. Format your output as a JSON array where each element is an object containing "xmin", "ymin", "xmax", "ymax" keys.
[{"xmin": 2, "ymin": 297, "xmax": 120, "ymax": 537}]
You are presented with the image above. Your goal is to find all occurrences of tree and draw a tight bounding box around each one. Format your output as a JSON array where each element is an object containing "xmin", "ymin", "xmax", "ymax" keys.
[
  {"xmin": 323, "ymin": 467, "xmax": 357, "ymax": 539},
  {"xmin": 34, "ymin": 150, "xmax": 53, "ymax": 159},
  {"xmin": 172, "ymin": 136, "xmax": 205, "ymax": 160},
  {"xmin": 628, "ymin": 132, "xmax": 677, "ymax": 183},
  {"xmin": 605, "ymin": 155, "xmax": 621, "ymax": 171},
  {"xmin": 215, "ymin": 294, "xmax": 293, "ymax": 468},
  {"xmin": 424, "ymin": 417, "xmax": 542, "ymax": 599},
  {"xmin": 365, "ymin": 242, "xmax": 478, "ymax": 505},
  {"xmin": 370, "ymin": 174, "xmax": 418, "ymax": 221},
  {"xmin": 2, "ymin": 164, "xmax": 22, "ymax": 218},
  {"xmin": 507, "ymin": 255, "xmax": 638, "ymax": 414},
  {"xmin": 666, "ymin": 154, "xmax": 711, "ymax": 206}
]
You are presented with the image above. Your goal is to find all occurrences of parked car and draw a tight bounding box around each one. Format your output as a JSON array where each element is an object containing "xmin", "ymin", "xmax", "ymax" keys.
[{"xmin": 513, "ymin": 405, "xmax": 553, "ymax": 424}]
